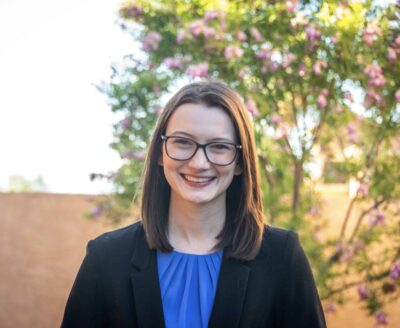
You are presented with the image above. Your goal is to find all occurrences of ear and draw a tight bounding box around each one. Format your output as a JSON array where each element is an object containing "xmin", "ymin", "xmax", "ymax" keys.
[{"xmin": 234, "ymin": 162, "xmax": 243, "ymax": 176}]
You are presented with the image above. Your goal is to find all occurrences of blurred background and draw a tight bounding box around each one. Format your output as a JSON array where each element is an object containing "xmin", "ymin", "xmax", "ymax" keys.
[{"xmin": 0, "ymin": 0, "xmax": 399, "ymax": 327}]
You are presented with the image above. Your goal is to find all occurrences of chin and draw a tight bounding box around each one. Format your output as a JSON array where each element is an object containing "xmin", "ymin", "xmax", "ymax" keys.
[{"xmin": 183, "ymin": 194, "xmax": 214, "ymax": 205}]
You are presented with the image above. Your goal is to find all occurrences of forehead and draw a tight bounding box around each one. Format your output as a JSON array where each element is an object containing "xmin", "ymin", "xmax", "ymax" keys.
[{"xmin": 165, "ymin": 103, "xmax": 237, "ymax": 140}]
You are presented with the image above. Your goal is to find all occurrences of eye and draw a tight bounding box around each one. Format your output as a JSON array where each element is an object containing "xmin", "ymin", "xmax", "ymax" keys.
[
  {"xmin": 171, "ymin": 137, "xmax": 194, "ymax": 146},
  {"xmin": 209, "ymin": 143, "xmax": 233, "ymax": 151}
]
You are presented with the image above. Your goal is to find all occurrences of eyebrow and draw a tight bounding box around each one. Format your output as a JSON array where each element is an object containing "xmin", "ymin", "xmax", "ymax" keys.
[{"xmin": 169, "ymin": 131, "xmax": 236, "ymax": 143}]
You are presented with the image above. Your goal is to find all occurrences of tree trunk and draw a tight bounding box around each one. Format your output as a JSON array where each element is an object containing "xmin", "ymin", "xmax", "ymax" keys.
[{"xmin": 292, "ymin": 160, "xmax": 303, "ymax": 223}]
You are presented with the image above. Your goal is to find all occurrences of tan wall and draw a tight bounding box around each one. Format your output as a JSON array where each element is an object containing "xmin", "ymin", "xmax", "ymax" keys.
[{"xmin": 0, "ymin": 192, "xmax": 398, "ymax": 327}]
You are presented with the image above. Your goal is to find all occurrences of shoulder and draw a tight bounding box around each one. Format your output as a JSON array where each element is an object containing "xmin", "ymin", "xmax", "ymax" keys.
[
  {"xmin": 256, "ymin": 224, "xmax": 301, "ymax": 265},
  {"xmin": 88, "ymin": 221, "xmax": 145, "ymax": 256},
  {"xmin": 261, "ymin": 224, "xmax": 299, "ymax": 249}
]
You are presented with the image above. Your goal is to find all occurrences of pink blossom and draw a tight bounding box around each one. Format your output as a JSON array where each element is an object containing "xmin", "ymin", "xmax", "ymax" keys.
[
  {"xmin": 357, "ymin": 284, "xmax": 369, "ymax": 300},
  {"xmin": 340, "ymin": 241, "xmax": 363, "ymax": 262},
  {"xmin": 325, "ymin": 301, "xmax": 337, "ymax": 313},
  {"xmin": 224, "ymin": 45, "xmax": 244, "ymax": 60},
  {"xmin": 286, "ymin": 0, "xmax": 298, "ymax": 13},
  {"xmin": 309, "ymin": 206, "xmax": 321, "ymax": 217},
  {"xmin": 387, "ymin": 48, "xmax": 397, "ymax": 62},
  {"xmin": 121, "ymin": 149, "xmax": 134, "ymax": 159},
  {"xmin": 363, "ymin": 34, "xmax": 374, "ymax": 46},
  {"xmin": 375, "ymin": 310, "xmax": 388, "ymax": 326},
  {"xmin": 271, "ymin": 114, "xmax": 283, "ymax": 125},
  {"xmin": 119, "ymin": 116, "xmax": 132, "ymax": 130},
  {"xmin": 282, "ymin": 52, "xmax": 296, "ymax": 68},
  {"xmin": 238, "ymin": 66, "xmax": 249, "ymax": 79},
  {"xmin": 357, "ymin": 182, "xmax": 369, "ymax": 197},
  {"xmin": 297, "ymin": 64, "xmax": 306, "ymax": 77},
  {"xmin": 186, "ymin": 62, "xmax": 208, "ymax": 78},
  {"xmin": 245, "ymin": 99, "xmax": 259, "ymax": 117},
  {"xmin": 389, "ymin": 260, "xmax": 400, "ymax": 280},
  {"xmin": 251, "ymin": 27, "xmax": 263, "ymax": 42},
  {"xmin": 176, "ymin": 30, "xmax": 185, "ymax": 44},
  {"xmin": 395, "ymin": 35, "xmax": 400, "ymax": 46},
  {"xmin": 368, "ymin": 210, "xmax": 386, "ymax": 226},
  {"xmin": 341, "ymin": 248, "xmax": 354, "ymax": 262},
  {"xmin": 305, "ymin": 24, "xmax": 321, "ymax": 41},
  {"xmin": 189, "ymin": 19, "xmax": 206, "ymax": 37},
  {"xmin": 261, "ymin": 62, "xmax": 276, "ymax": 74},
  {"xmin": 331, "ymin": 32, "xmax": 339, "ymax": 44},
  {"xmin": 204, "ymin": 10, "xmax": 219, "ymax": 21},
  {"xmin": 142, "ymin": 31, "xmax": 162, "ymax": 52},
  {"xmin": 203, "ymin": 26, "xmax": 215, "ymax": 38},
  {"xmin": 164, "ymin": 57, "xmax": 183, "ymax": 70},
  {"xmin": 364, "ymin": 89, "xmax": 380, "ymax": 108},
  {"xmin": 132, "ymin": 150, "xmax": 146, "ymax": 161},
  {"xmin": 382, "ymin": 282, "xmax": 396, "ymax": 294},
  {"xmin": 370, "ymin": 76, "xmax": 386, "ymax": 88},
  {"xmin": 90, "ymin": 205, "xmax": 102, "ymax": 218},
  {"xmin": 313, "ymin": 60, "xmax": 328, "ymax": 76},
  {"xmin": 275, "ymin": 126, "xmax": 289, "ymax": 139},
  {"xmin": 237, "ymin": 31, "xmax": 247, "ymax": 41},
  {"xmin": 120, "ymin": 4, "xmax": 143, "ymax": 19},
  {"xmin": 255, "ymin": 48, "xmax": 272, "ymax": 60},
  {"xmin": 347, "ymin": 124, "xmax": 358, "ymax": 143},
  {"xmin": 317, "ymin": 94, "xmax": 327, "ymax": 108},
  {"xmin": 363, "ymin": 25, "xmax": 381, "ymax": 46},
  {"xmin": 364, "ymin": 64, "xmax": 386, "ymax": 88},
  {"xmin": 395, "ymin": 90, "xmax": 400, "ymax": 103},
  {"xmin": 321, "ymin": 88, "xmax": 329, "ymax": 96}
]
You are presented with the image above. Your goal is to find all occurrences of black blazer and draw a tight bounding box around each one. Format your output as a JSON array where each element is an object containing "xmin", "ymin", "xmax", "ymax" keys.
[{"xmin": 61, "ymin": 222, "xmax": 326, "ymax": 327}]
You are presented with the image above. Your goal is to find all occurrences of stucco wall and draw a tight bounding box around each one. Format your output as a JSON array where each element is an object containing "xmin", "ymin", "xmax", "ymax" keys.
[{"xmin": 0, "ymin": 192, "xmax": 398, "ymax": 327}]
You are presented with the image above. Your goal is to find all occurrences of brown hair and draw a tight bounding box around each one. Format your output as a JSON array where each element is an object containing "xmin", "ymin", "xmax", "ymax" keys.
[{"xmin": 141, "ymin": 81, "xmax": 265, "ymax": 260}]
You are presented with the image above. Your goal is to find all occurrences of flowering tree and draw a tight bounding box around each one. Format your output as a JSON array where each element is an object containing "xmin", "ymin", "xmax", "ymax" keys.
[{"xmin": 93, "ymin": 0, "xmax": 400, "ymax": 325}]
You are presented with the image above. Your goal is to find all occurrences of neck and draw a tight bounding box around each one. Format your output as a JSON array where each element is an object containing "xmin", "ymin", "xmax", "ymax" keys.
[{"xmin": 167, "ymin": 193, "xmax": 226, "ymax": 254}]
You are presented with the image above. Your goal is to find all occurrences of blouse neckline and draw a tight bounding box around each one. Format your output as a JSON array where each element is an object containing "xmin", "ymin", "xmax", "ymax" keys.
[{"xmin": 167, "ymin": 249, "xmax": 223, "ymax": 257}]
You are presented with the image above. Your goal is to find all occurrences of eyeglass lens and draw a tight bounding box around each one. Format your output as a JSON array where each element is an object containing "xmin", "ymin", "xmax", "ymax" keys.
[{"xmin": 165, "ymin": 137, "xmax": 237, "ymax": 165}]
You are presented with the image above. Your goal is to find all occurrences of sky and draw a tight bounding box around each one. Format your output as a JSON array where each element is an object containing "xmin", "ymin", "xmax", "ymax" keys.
[{"xmin": 0, "ymin": 0, "xmax": 134, "ymax": 194}]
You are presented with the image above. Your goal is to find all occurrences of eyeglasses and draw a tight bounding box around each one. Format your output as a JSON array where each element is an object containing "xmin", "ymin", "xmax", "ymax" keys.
[{"xmin": 161, "ymin": 135, "xmax": 242, "ymax": 166}]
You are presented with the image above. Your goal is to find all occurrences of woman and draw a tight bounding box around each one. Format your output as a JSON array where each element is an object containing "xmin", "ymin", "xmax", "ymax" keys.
[{"xmin": 61, "ymin": 81, "xmax": 326, "ymax": 327}]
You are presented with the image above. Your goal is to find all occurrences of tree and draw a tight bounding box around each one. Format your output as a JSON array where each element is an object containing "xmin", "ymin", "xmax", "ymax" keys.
[{"xmin": 93, "ymin": 0, "xmax": 400, "ymax": 325}]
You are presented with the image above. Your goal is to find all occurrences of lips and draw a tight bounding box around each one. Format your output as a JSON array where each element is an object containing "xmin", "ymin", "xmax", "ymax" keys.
[{"xmin": 181, "ymin": 174, "xmax": 215, "ymax": 183}]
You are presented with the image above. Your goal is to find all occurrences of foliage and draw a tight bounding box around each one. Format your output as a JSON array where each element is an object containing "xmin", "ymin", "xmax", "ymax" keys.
[
  {"xmin": 7, "ymin": 175, "xmax": 48, "ymax": 192},
  {"xmin": 91, "ymin": 0, "xmax": 400, "ymax": 324}
]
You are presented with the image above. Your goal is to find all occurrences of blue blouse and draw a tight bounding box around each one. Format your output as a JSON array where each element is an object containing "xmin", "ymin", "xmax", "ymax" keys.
[{"xmin": 157, "ymin": 249, "xmax": 223, "ymax": 328}]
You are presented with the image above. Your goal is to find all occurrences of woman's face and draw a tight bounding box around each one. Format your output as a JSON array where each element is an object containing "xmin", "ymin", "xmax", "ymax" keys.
[{"xmin": 159, "ymin": 102, "xmax": 242, "ymax": 207}]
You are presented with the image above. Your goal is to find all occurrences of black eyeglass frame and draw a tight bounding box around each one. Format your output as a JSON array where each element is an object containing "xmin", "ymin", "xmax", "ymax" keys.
[{"xmin": 161, "ymin": 135, "xmax": 242, "ymax": 166}]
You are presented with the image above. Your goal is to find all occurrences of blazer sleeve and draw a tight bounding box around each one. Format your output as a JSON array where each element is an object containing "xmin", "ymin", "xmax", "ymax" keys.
[
  {"xmin": 278, "ymin": 232, "xmax": 326, "ymax": 328},
  {"xmin": 61, "ymin": 240, "xmax": 106, "ymax": 328}
]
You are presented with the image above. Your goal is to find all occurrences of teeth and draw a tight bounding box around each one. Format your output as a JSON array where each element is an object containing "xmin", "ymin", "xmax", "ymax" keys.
[{"xmin": 183, "ymin": 175, "xmax": 214, "ymax": 183}]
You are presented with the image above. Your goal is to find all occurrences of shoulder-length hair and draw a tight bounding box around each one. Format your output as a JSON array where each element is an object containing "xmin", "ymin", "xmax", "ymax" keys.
[{"xmin": 141, "ymin": 80, "xmax": 265, "ymax": 261}]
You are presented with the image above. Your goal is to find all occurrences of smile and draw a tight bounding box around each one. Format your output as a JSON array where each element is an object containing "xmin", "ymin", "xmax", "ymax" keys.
[{"xmin": 181, "ymin": 174, "xmax": 215, "ymax": 183}]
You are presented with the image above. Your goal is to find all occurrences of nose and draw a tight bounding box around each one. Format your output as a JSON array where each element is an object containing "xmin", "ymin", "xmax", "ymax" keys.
[{"xmin": 187, "ymin": 146, "xmax": 210, "ymax": 169}]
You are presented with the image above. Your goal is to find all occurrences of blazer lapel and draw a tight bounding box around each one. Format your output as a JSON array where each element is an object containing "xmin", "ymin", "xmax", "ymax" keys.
[
  {"xmin": 208, "ymin": 256, "xmax": 251, "ymax": 328},
  {"xmin": 130, "ymin": 226, "xmax": 165, "ymax": 328}
]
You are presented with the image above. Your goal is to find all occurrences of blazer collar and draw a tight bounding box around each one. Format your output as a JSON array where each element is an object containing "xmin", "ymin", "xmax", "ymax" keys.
[
  {"xmin": 130, "ymin": 224, "xmax": 252, "ymax": 328},
  {"xmin": 208, "ymin": 256, "xmax": 251, "ymax": 328},
  {"xmin": 130, "ymin": 224, "xmax": 165, "ymax": 327}
]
